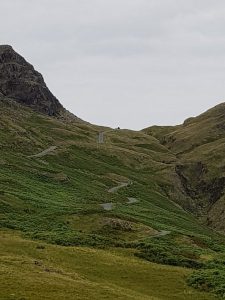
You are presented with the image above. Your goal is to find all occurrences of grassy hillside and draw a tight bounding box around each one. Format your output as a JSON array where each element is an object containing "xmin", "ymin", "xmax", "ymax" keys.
[
  {"xmin": 0, "ymin": 229, "xmax": 217, "ymax": 300},
  {"xmin": 143, "ymin": 103, "xmax": 225, "ymax": 230},
  {"xmin": 0, "ymin": 96, "xmax": 216, "ymax": 242},
  {"xmin": 1, "ymin": 96, "xmax": 225, "ymax": 298}
]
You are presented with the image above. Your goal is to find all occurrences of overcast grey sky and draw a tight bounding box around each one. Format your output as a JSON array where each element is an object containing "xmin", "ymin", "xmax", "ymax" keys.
[{"xmin": 1, "ymin": 0, "xmax": 225, "ymax": 129}]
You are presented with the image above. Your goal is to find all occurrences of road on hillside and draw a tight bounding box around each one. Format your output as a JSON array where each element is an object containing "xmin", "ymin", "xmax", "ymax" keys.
[
  {"xmin": 100, "ymin": 181, "xmax": 171, "ymax": 238},
  {"xmin": 28, "ymin": 146, "xmax": 57, "ymax": 158}
]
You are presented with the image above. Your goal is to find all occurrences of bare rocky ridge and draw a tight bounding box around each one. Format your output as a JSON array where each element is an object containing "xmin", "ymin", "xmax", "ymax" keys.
[{"xmin": 0, "ymin": 45, "xmax": 80, "ymax": 121}]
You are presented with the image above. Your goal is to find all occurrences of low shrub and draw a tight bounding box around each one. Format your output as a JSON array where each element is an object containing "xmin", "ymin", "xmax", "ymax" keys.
[
  {"xmin": 187, "ymin": 268, "xmax": 225, "ymax": 297},
  {"xmin": 134, "ymin": 239, "xmax": 204, "ymax": 269}
]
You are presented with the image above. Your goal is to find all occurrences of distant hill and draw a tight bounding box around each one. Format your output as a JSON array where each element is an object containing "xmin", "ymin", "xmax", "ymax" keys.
[{"xmin": 143, "ymin": 103, "xmax": 225, "ymax": 232}]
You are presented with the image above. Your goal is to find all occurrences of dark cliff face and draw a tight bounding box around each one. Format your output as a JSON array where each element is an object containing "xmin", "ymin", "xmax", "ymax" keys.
[{"xmin": 0, "ymin": 45, "xmax": 64, "ymax": 116}]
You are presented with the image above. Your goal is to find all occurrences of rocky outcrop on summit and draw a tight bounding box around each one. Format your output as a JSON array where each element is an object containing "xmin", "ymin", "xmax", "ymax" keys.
[{"xmin": 0, "ymin": 45, "xmax": 64, "ymax": 116}]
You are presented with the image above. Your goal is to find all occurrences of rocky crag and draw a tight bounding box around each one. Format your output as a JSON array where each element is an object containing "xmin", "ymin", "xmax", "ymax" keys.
[{"xmin": 0, "ymin": 45, "xmax": 66, "ymax": 117}]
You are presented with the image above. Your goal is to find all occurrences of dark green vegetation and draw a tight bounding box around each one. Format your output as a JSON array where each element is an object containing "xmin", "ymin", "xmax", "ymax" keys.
[{"xmin": 188, "ymin": 269, "xmax": 225, "ymax": 297}]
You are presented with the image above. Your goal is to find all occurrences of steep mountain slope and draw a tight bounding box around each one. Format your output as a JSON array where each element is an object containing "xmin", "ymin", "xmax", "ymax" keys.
[
  {"xmin": 1, "ymin": 95, "xmax": 222, "ymax": 299},
  {"xmin": 143, "ymin": 104, "xmax": 225, "ymax": 232},
  {"xmin": 0, "ymin": 95, "xmax": 192, "ymax": 241}
]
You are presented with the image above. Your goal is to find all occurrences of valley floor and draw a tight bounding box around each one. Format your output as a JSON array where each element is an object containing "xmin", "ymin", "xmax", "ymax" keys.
[{"xmin": 0, "ymin": 230, "xmax": 216, "ymax": 300}]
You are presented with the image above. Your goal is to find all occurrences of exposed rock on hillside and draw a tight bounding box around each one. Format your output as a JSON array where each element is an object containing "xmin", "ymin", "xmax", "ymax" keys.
[{"xmin": 0, "ymin": 45, "xmax": 68, "ymax": 117}]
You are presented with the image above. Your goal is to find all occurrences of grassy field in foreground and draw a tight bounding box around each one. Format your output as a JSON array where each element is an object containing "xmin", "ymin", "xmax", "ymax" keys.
[{"xmin": 0, "ymin": 230, "xmax": 216, "ymax": 300}]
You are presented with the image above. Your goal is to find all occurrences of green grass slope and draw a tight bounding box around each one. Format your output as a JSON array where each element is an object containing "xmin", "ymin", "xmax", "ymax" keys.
[
  {"xmin": 1, "ymin": 96, "xmax": 225, "ymax": 298},
  {"xmin": 0, "ymin": 229, "xmax": 216, "ymax": 300}
]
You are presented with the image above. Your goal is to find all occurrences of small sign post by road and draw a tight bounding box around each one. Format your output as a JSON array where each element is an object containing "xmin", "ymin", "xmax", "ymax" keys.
[{"xmin": 98, "ymin": 132, "xmax": 104, "ymax": 144}]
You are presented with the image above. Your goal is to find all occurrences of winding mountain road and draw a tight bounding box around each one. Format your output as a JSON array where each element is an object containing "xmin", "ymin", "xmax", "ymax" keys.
[
  {"xmin": 100, "ymin": 181, "xmax": 171, "ymax": 238},
  {"xmin": 100, "ymin": 181, "xmax": 139, "ymax": 212},
  {"xmin": 108, "ymin": 182, "xmax": 130, "ymax": 193}
]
